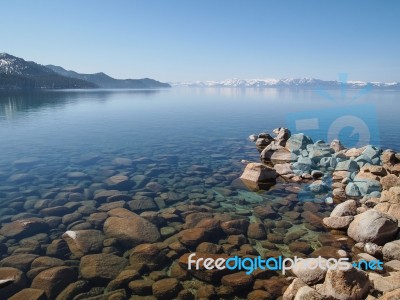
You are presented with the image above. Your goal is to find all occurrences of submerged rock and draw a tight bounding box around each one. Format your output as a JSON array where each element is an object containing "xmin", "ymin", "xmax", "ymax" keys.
[
  {"xmin": 31, "ymin": 266, "xmax": 76, "ymax": 300},
  {"xmin": 221, "ymin": 272, "xmax": 253, "ymax": 291},
  {"xmin": 103, "ymin": 208, "xmax": 160, "ymax": 247},
  {"xmin": 0, "ymin": 254, "xmax": 39, "ymax": 272},
  {"xmin": 253, "ymin": 205, "xmax": 279, "ymax": 220},
  {"xmin": 80, "ymin": 253, "xmax": 128, "ymax": 284},
  {"xmin": 112, "ymin": 157, "xmax": 133, "ymax": 166},
  {"xmin": 62, "ymin": 230, "xmax": 105, "ymax": 258},
  {"xmin": 247, "ymin": 223, "xmax": 267, "ymax": 240},
  {"xmin": 221, "ymin": 219, "xmax": 249, "ymax": 235},
  {"xmin": 309, "ymin": 180, "xmax": 329, "ymax": 193},
  {"xmin": 178, "ymin": 228, "xmax": 209, "ymax": 248},
  {"xmin": 129, "ymin": 243, "xmax": 166, "ymax": 271},
  {"xmin": 0, "ymin": 218, "xmax": 49, "ymax": 239},
  {"xmin": 128, "ymin": 279, "xmax": 154, "ymax": 295},
  {"xmin": 13, "ymin": 157, "xmax": 41, "ymax": 168},
  {"xmin": 104, "ymin": 175, "xmax": 134, "ymax": 190},
  {"xmin": 179, "ymin": 252, "xmax": 230, "ymax": 283},
  {"xmin": 0, "ymin": 267, "xmax": 27, "ymax": 300},
  {"xmin": 152, "ymin": 278, "xmax": 182, "ymax": 300},
  {"xmin": 8, "ymin": 288, "xmax": 46, "ymax": 300}
]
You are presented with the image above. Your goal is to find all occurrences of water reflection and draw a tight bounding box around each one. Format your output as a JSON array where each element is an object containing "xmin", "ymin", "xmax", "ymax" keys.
[{"xmin": 0, "ymin": 89, "xmax": 162, "ymax": 121}]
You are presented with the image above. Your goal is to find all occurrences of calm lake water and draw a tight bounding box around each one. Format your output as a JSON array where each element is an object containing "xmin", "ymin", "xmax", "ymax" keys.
[
  {"xmin": 0, "ymin": 87, "xmax": 399, "ymax": 162},
  {"xmin": 0, "ymin": 87, "xmax": 399, "ymax": 298}
]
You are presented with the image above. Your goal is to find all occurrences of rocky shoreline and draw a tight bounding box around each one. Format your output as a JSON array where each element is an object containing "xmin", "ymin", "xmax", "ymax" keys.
[
  {"xmin": 242, "ymin": 128, "xmax": 400, "ymax": 299},
  {"xmin": 0, "ymin": 128, "xmax": 399, "ymax": 300}
]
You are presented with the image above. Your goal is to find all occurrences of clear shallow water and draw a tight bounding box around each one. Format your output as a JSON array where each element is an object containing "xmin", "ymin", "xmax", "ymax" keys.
[{"xmin": 0, "ymin": 87, "xmax": 399, "ymax": 298}]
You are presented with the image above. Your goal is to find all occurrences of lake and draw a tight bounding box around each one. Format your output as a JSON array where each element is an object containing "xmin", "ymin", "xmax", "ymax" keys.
[{"xmin": 0, "ymin": 87, "xmax": 399, "ymax": 299}]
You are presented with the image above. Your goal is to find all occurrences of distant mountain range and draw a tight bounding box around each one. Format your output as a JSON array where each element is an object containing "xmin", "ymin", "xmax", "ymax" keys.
[
  {"xmin": 0, "ymin": 53, "xmax": 170, "ymax": 89},
  {"xmin": 2, "ymin": 53, "xmax": 398, "ymax": 90},
  {"xmin": 171, "ymin": 78, "xmax": 400, "ymax": 89},
  {"xmin": 46, "ymin": 65, "xmax": 170, "ymax": 89}
]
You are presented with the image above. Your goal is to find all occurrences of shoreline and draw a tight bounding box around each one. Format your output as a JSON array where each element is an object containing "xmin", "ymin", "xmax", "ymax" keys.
[
  {"xmin": 241, "ymin": 127, "xmax": 400, "ymax": 299},
  {"xmin": 0, "ymin": 127, "xmax": 399, "ymax": 299}
]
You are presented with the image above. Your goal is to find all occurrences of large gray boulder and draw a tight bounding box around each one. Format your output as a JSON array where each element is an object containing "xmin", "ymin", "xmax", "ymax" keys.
[
  {"xmin": 282, "ymin": 278, "xmax": 307, "ymax": 300},
  {"xmin": 353, "ymin": 179, "xmax": 381, "ymax": 196},
  {"xmin": 318, "ymin": 156, "xmax": 337, "ymax": 169},
  {"xmin": 377, "ymin": 186, "xmax": 400, "ymax": 220},
  {"xmin": 335, "ymin": 160, "xmax": 359, "ymax": 172},
  {"xmin": 263, "ymin": 147, "xmax": 298, "ymax": 163},
  {"xmin": 309, "ymin": 180, "xmax": 329, "ymax": 193},
  {"xmin": 323, "ymin": 216, "xmax": 354, "ymax": 230},
  {"xmin": 362, "ymin": 145, "xmax": 381, "ymax": 160},
  {"xmin": 330, "ymin": 200, "xmax": 357, "ymax": 217},
  {"xmin": 293, "ymin": 157, "xmax": 314, "ymax": 173},
  {"xmin": 286, "ymin": 133, "xmax": 313, "ymax": 152},
  {"xmin": 292, "ymin": 258, "xmax": 328, "ymax": 285},
  {"xmin": 375, "ymin": 202, "xmax": 400, "ymax": 221},
  {"xmin": 381, "ymin": 186, "xmax": 400, "ymax": 204},
  {"xmin": 294, "ymin": 286, "xmax": 324, "ymax": 300},
  {"xmin": 382, "ymin": 240, "xmax": 400, "ymax": 261},
  {"xmin": 308, "ymin": 141, "xmax": 333, "ymax": 162},
  {"xmin": 347, "ymin": 210, "xmax": 398, "ymax": 245},
  {"xmin": 320, "ymin": 267, "xmax": 369, "ymax": 300},
  {"xmin": 381, "ymin": 174, "xmax": 400, "ymax": 190},
  {"xmin": 345, "ymin": 182, "xmax": 361, "ymax": 197}
]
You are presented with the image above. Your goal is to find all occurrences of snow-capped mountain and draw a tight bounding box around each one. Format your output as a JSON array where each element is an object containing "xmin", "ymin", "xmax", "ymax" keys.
[
  {"xmin": 0, "ymin": 53, "xmax": 54, "ymax": 76},
  {"xmin": 171, "ymin": 78, "xmax": 400, "ymax": 89},
  {"xmin": 0, "ymin": 53, "xmax": 97, "ymax": 89},
  {"xmin": 0, "ymin": 53, "xmax": 170, "ymax": 89}
]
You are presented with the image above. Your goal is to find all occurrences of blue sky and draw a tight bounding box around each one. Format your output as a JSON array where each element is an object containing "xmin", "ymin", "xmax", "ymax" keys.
[{"xmin": 1, "ymin": 0, "xmax": 399, "ymax": 82}]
